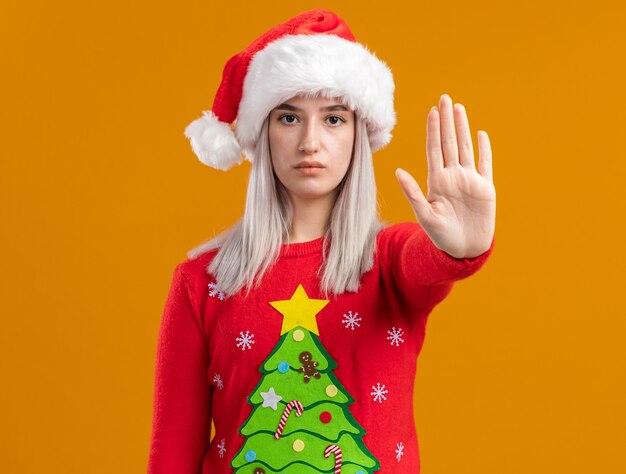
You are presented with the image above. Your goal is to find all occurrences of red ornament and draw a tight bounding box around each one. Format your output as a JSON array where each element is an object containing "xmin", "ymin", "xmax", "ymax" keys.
[{"xmin": 320, "ymin": 411, "xmax": 332, "ymax": 424}]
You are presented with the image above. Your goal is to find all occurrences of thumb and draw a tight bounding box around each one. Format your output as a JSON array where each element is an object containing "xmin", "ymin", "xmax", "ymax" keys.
[{"xmin": 395, "ymin": 168, "xmax": 431, "ymax": 224}]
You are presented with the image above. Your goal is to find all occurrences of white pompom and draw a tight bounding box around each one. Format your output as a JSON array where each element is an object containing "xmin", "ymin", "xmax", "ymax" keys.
[{"xmin": 183, "ymin": 110, "xmax": 244, "ymax": 171}]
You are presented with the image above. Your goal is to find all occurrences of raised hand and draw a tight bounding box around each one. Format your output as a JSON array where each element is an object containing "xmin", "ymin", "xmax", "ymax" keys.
[{"xmin": 395, "ymin": 94, "xmax": 496, "ymax": 259}]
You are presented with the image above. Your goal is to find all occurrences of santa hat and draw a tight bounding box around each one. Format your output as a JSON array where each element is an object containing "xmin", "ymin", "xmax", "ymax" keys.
[{"xmin": 184, "ymin": 8, "xmax": 396, "ymax": 171}]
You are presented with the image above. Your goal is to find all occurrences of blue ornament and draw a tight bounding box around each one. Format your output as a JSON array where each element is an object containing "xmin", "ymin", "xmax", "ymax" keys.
[
  {"xmin": 355, "ymin": 471, "xmax": 365, "ymax": 474},
  {"xmin": 278, "ymin": 361, "xmax": 290, "ymax": 373},
  {"xmin": 244, "ymin": 450, "xmax": 257, "ymax": 462}
]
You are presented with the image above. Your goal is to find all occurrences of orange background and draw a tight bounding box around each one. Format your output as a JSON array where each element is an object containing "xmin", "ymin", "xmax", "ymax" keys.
[{"xmin": 2, "ymin": 1, "xmax": 625, "ymax": 472}]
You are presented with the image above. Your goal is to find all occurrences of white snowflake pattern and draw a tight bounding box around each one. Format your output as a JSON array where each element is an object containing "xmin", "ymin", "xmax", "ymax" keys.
[
  {"xmin": 370, "ymin": 382, "xmax": 388, "ymax": 403},
  {"xmin": 395, "ymin": 441, "xmax": 405, "ymax": 462},
  {"xmin": 236, "ymin": 330, "xmax": 255, "ymax": 351},
  {"xmin": 207, "ymin": 281, "xmax": 225, "ymax": 300},
  {"xmin": 387, "ymin": 327, "xmax": 405, "ymax": 346},
  {"xmin": 212, "ymin": 373, "xmax": 224, "ymax": 390},
  {"xmin": 342, "ymin": 310, "xmax": 362, "ymax": 330},
  {"xmin": 217, "ymin": 438, "xmax": 226, "ymax": 458}
]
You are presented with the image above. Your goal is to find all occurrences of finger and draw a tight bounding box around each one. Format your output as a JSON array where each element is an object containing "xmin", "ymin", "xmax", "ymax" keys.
[
  {"xmin": 477, "ymin": 131, "xmax": 493, "ymax": 181},
  {"xmin": 453, "ymin": 103, "xmax": 475, "ymax": 169},
  {"xmin": 439, "ymin": 94, "xmax": 459, "ymax": 167},
  {"xmin": 395, "ymin": 168, "xmax": 431, "ymax": 224},
  {"xmin": 426, "ymin": 106, "xmax": 444, "ymax": 178}
]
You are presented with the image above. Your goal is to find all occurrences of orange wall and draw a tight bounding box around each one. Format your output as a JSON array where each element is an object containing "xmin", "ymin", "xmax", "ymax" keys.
[{"xmin": 1, "ymin": 1, "xmax": 625, "ymax": 472}]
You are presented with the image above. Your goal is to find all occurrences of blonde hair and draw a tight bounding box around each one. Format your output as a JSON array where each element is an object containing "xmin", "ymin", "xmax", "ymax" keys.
[{"xmin": 187, "ymin": 107, "xmax": 387, "ymax": 300}]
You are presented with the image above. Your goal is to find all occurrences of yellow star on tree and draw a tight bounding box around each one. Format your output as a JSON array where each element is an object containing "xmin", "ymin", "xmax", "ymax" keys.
[{"xmin": 269, "ymin": 283, "xmax": 329, "ymax": 335}]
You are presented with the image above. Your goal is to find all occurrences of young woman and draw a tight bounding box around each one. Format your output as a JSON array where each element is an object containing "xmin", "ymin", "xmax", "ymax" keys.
[{"xmin": 148, "ymin": 8, "xmax": 496, "ymax": 474}]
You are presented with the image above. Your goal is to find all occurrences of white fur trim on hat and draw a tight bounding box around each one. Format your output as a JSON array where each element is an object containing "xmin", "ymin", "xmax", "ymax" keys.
[
  {"xmin": 235, "ymin": 33, "xmax": 396, "ymax": 155},
  {"xmin": 184, "ymin": 110, "xmax": 246, "ymax": 171}
]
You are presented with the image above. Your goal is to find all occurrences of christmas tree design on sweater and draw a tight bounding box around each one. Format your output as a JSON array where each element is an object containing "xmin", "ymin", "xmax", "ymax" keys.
[{"xmin": 231, "ymin": 283, "xmax": 380, "ymax": 473}]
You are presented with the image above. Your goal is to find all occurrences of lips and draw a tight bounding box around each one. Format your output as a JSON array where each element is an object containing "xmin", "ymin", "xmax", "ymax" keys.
[{"xmin": 295, "ymin": 161, "xmax": 325, "ymax": 168}]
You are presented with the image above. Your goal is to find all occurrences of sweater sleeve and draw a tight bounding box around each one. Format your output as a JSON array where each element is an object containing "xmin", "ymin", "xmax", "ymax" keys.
[
  {"xmin": 147, "ymin": 263, "xmax": 212, "ymax": 474},
  {"xmin": 382, "ymin": 222, "xmax": 495, "ymax": 310}
]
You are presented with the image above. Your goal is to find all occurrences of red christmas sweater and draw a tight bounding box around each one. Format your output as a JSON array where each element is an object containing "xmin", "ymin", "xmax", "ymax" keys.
[{"xmin": 147, "ymin": 221, "xmax": 495, "ymax": 474}]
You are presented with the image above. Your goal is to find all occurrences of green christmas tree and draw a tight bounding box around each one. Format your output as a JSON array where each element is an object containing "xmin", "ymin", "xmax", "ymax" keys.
[{"xmin": 230, "ymin": 283, "xmax": 380, "ymax": 473}]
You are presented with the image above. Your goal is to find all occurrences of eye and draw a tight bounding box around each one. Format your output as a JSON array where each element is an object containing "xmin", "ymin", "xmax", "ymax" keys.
[
  {"xmin": 277, "ymin": 114, "xmax": 298, "ymax": 125},
  {"xmin": 326, "ymin": 115, "xmax": 346, "ymax": 126}
]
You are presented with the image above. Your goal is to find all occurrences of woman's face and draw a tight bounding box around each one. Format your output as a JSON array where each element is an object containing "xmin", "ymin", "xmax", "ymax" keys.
[{"xmin": 268, "ymin": 94, "xmax": 355, "ymax": 205}]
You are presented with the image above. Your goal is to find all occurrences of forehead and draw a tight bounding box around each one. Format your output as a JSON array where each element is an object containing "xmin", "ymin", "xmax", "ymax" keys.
[
  {"xmin": 288, "ymin": 92, "xmax": 345, "ymax": 105},
  {"xmin": 273, "ymin": 93, "xmax": 352, "ymax": 112}
]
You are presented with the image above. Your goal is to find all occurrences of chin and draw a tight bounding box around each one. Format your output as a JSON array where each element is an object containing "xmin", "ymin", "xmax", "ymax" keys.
[{"xmin": 289, "ymin": 187, "xmax": 338, "ymax": 201}]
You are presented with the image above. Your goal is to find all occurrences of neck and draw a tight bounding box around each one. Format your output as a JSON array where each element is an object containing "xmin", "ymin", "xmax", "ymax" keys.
[{"xmin": 287, "ymin": 190, "xmax": 338, "ymax": 243}]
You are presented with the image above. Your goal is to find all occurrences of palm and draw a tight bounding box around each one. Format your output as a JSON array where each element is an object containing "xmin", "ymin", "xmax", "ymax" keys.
[{"xmin": 396, "ymin": 94, "xmax": 496, "ymax": 259}]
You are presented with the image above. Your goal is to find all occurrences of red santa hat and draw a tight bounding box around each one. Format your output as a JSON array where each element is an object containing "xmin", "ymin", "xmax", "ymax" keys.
[{"xmin": 184, "ymin": 8, "xmax": 396, "ymax": 171}]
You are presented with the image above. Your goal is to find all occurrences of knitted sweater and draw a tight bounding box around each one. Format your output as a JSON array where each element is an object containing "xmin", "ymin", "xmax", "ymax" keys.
[{"xmin": 147, "ymin": 221, "xmax": 495, "ymax": 473}]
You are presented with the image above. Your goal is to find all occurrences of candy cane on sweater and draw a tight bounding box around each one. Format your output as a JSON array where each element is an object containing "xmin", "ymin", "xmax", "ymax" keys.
[
  {"xmin": 274, "ymin": 400, "xmax": 304, "ymax": 440},
  {"xmin": 324, "ymin": 444, "xmax": 343, "ymax": 473}
]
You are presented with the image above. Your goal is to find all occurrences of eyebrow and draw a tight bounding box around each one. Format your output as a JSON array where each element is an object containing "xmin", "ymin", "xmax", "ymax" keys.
[{"xmin": 274, "ymin": 103, "xmax": 350, "ymax": 112}]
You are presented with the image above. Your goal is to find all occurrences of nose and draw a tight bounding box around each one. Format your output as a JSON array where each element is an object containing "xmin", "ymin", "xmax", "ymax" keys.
[{"xmin": 298, "ymin": 120, "xmax": 320, "ymax": 154}]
